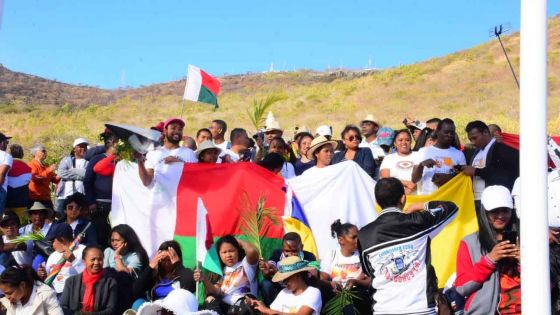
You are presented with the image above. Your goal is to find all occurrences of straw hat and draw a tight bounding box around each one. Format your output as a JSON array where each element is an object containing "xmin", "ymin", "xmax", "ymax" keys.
[
  {"xmin": 265, "ymin": 120, "xmax": 283, "ymax": 133},
  {"xmin": 306, "ymin": 136, "xmax": 338, "ymax": 160},
  {"xmin": 26, "ymin": 201, "xmax": 51, "ymax": 213},
  {"xmin": 272, "ymin": 256, "xmax": 315, "ymax": 283},
  {"xmin": 195, "ymin": 140, "xmax": 221, "ymax": 159},
  {"xmin": 361, "ymin": 114, "xmax": 379, "ymax": 126}
]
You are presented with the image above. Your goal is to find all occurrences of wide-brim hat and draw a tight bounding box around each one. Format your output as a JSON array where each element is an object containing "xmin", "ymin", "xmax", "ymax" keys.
[
  {"xmin": 26, "ymin": 201, "xmax": 51, "ymax": 213},
  {"xmin": 306, "ymin": 136, "xmax": 338, "ymax": 160},
  {"xmin": 265, "ymin": 120, "xmax": 283, "ymax": 133},
  {"xmin": 361, "ymin": 114, "xmax": 379, "ymax": 126},
  {"xmin": 195, "ymin": 140, "xmax": 221, "ymax": 159},
  {"xmin": 272, "ymin": 256, "xmax": 315, "ymax": 283}
]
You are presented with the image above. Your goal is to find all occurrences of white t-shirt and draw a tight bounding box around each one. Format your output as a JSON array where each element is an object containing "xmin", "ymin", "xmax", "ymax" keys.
[
  {"xmin": 0, "ymin": 151, "xmax": 13, "ymax": 191},
  {"xmin": 320, "ymin": 249, "xmax": 364, "ymax": 287},
  {"xmin": 220, "ymin": 257, "xmax": 258, "ymax": 305},
  {"xmin": 62, "ymin": 158, "xmax": 87, "ymax": 199},
  {"xmin": 20, "ymin": 223, "xmax": 52, "ymax": 260},
  {"xmin": 416, "ymin": 146, "xmax": 466, "ymax": 195},
  {"xmin": 360, "ymin": 139, "xmax": 385, "ymax": 160},
  {"xmin": 45, "ymin": 244, "xmax": 86, "ymax": 293},
  {"xmin": 270, "ymin": 286, "xmax": 322, "ymax": 315},
  {"xmin": 380, "ymin": 152, "xmax": 419, "ymax": 182},
  {"xmin": 214, "ymin": 141, "xmax": 231, "ymax": 152},
  {"xmin": 15, "ymin": 284, "xmax": 37, "ymax": 313},
  {"xmin": 222, "ymin": 149, "xmax": 241, "ymax": 163},
  {"xmin": 145, "ymin": 147, "xmax": 197, "ymax": 170},
  {"xmin": 471, "ymin": 138, "xmax": 496, "ymax": 200}
]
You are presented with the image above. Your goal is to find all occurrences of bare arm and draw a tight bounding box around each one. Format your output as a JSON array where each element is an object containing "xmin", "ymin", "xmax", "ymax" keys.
[
  {"xmin": 237, "ymin": 239, "xmax": 259, "ymax": 264},
  {"xmin": 0, "ymin": 165, "xmax": 9, "ymax": 187},
  {"xmin": 137, "ymin": 159, "xmax": 154, "ymax": 187}
]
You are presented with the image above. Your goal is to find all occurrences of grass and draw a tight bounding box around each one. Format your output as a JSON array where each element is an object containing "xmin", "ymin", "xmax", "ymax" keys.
[{"xmin": 2, "ymin": 17, "xmax": 560, "ymax": 160}]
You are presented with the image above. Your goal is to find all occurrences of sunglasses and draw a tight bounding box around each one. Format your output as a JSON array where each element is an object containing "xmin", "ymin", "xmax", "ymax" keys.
[{"xmin": 345, "ymin": 135, "xmax": 361, "ymax": 142}]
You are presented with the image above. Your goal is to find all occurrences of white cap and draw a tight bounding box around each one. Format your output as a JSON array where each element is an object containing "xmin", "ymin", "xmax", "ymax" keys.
[
  {"xmin": 72, "ymin": 138, "xmax": 89, "ymax": 148},
  {"xmin": 481, "ymin": 185, "xmax": 513, "ymax": 211},
  {"xmin": 316, "ymin": 125, "xmax": 332, "ymax": 137},
  {"xmin": 137, "ymin": 289, "xmax": 199, "ymax": 315}
]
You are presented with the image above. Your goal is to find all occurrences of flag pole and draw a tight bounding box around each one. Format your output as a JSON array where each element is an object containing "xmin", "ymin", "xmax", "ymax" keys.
[{"xmin": 519, "ymin": 0, "xmax": 551, "ymax": 313}]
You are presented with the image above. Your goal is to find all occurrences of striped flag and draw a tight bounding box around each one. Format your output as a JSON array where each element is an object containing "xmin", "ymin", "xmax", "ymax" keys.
[
  {"xmin": 283, "ymin": 188, "xmax": 318, "ymax": 258},
  {"xmin": 195, "ymin": 198, "xmax": 221, "ymax": 275},
  {"xmin": 183, "ymin": 65, "xmax": 221, "ymax": 108}
]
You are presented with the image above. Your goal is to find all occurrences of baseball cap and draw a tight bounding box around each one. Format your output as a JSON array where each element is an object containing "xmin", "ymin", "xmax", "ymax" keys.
[
  {"xmin": 72, "ymin": 138, "xmax": 89, "ymax": 148},
  {"xmin": 0, "ymin": 133, "xmax": 12, "ymax": 142},
  {"xmin": 151, "ymin": 121, "xmax": 165, "ymax": 132},
  {"xmin": 315, "ymin": 125, "xmax": 332, "ymax": 137},
  {"xmin": 164, "ymin": 118, "xmax": 185, "ymax": 129},
  {"xmin": 45, "ymin": 223, "xmax": 74, "ymax": 242},
  {"xmin": 481, "ymin": 185, "xmax": 513, "ymax": 211},
  {"xmin": 0, "ymin": 211, "xmax": 20, "ymax": 227},
  {"xmin": 376, "ymin": 127, "xmax": 395, "ymax": 147}
]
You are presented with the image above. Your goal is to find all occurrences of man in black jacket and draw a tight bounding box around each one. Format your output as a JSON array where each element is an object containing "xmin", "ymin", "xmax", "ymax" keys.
[
  {"xmin": 358, "ymin": 177, "xmax": 458, "ymax": 315},
  {"xmin": 460, "ymin": 121, "xmax": 519, "ymax": 209}
]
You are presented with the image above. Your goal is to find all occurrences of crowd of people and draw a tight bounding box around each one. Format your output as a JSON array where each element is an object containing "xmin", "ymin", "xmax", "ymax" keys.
[{"xmin": 0, "ymin": 111, "xmax": 556, "ymax": 315}]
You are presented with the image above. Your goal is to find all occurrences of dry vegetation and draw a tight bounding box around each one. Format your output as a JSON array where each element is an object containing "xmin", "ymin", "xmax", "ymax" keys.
[{"xmin": 2, "ymin": 16, "xmax": 560, "ymax": 160}]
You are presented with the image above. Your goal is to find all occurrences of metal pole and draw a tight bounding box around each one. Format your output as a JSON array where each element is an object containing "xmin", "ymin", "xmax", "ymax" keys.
[
  {"xmin": 520, "ymin": 0, "xmax": 550, "ymax": 313},
  {"xmin": 496, "ymin": 34, "xmax": 520, "ymax": 88}
]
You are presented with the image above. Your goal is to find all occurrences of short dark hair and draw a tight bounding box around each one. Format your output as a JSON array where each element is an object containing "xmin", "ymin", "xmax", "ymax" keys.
[
  {"xmin": 465, "ymin": 120, "xmax": 489, "ymax": 134},
  {"xmin": 0, "ymin": 266, "xmax": 40, "ymax": 289},
  {"xmin": 8, "ymin": 144, "xmax": 24, "ymax": 159},
  {"xmin": 488, "ymin": 124, "xmax": 502, "ymax": 133},
  {"xmin": 257, "ymin": 153, "xmax": 285, "ymax": 172},
  {"xmin": 426, "ymin": 118, "xmax": 441, "ymax": 125},
  {"xmin": 269, "ymin": 137, "xmax": 287, "ymax": 150},
  {"xmin": 212, "ymin": 120, "xmax": 227, "ymax": 134},
  {"xmin": 392, "ymin": 129, "xmax": 412, "ymax": 146},
  {"xmin": 340, "ymin": 125, "xmax": 362, "ymax": 141},
  {"xmin": 230, "ymin": 128, "xmax": 247, "ymax": 144},
  {"xmin": 283, "ymin": 232, "xmax": 302, "ymax": 244},
  {"xmin": 82, "ymin": 245, "xmax": 104, "ymax": 260},
  {"xmin": 375, "ymin": 177, "xmax": 405, "ymax": 209},
  {"xmin": 64, "ymin": 192, "xmax": 87, "ymax": 209},
  {"xmin": 196, "ymin": 128, "xmax": 212, "ymax": 139},
  {"xmin": 436, "ymin": 118, "xmax": 455, "ymax": 131},
  {"xmin": 216, "ymin": 235, "xmax": 246, "ymax": 268}
]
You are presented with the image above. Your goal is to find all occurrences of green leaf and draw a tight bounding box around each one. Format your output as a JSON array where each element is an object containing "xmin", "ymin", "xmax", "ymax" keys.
[
  {"xmin": 239, "ymin": 192, "xmax": 281, "ymax": 258},
  {"xmin": 323, "ymin": 288, "xmax": 361, "ymax": 315},
  {"xmin": 245, "ymin": 94, "xmax": 287, "ymax": 132},
  {"xmin": 9, "ymin": 231, "xmax": 45, "ymax": 245}
]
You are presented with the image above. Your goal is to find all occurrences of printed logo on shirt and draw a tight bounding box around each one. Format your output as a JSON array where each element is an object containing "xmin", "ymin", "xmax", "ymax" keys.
[
  {"xmin": 221, "ymin": 265, "xmax": 250, "ymax": 295},
  {"xmin": 281, "ymin": 305, "xmax": 298, "ymax": 313},
  {"xmin": 376, "ymin": 244, "xmax": 421, "ymax": 283},
  {"xmin": 396, "ymin": 160, "xmax": 414, "ymax": 169},
  {"xmin": 331, "ymin": 262, "xmax": 362, "ymax": 284}
]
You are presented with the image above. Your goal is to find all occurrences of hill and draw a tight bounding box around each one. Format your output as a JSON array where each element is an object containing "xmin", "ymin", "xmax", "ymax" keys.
[{"xmin": 1, "ymin": 16, "xmax": 560, "ymax": 160}]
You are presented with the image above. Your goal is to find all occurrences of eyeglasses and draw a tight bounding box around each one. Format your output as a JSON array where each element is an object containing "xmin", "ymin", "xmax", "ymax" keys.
[{"xmin": 345, "ymin": 135, "xmax": 361, "ymax": 142}]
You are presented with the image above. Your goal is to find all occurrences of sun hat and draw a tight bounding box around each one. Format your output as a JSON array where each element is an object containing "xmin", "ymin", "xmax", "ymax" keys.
[
  {"xmin": 361, "ymin": 114, "xmax": 379, "ymax": 126},
  {"xmin": 376, "ymin": 127, "xmax": 395, "ymax": 147},
  {"xmin": 136, "ymin": 289, "xmax": 208, "ymax": 315},
  {"xmin": 481, "ymin": 185, "xmax": 513, "ymax": 211},
  {"xmin": 26, "ymin": 201, "xmax": 51, "ymax": 213},
  {"xmin": 0, "ymin": 133, "xmax": 11, "ymax": 142},
  {"xmin": 265, "ymin": 120, "xmax": 283, "ymax": 133},
  {"xmin": 306, "ymin": 136, "xmax": 338, "ymax": 160},
  {"xmin": 315, "ymin": 125, "xmax": 332, "ymax": 137},
  {"xmin": 164, "ymin": 118, "xmax": 186, "ymax": 130},
  {"xmin": 196, "ymin": 140, "xmax": 221, "ymax": 159},
  {"xmin": 272, "ymin": 256, "xmax": 315, "ymax": 283},
  {"xmin": 72, "ymin": 138, "xmax": 89, "ymax": 148},
  {"xmin": 0, "ymin": 211, "xmax": 20, "ymax": 227}
]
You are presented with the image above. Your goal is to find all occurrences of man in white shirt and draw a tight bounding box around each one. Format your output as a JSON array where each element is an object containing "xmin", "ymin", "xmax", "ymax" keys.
[
  {"xmin": 222, "ymin": 128, "xmax": 250, "ymax": 163},
  {"xmin": 210, "ymin": 119, "xmax": 231, "ymax": 151},
  {"xmin": 412, "ymin": 118, "xmax": 466, "ymax": 195},
  {"xmin": 138, "ymin": 118, "xmax": 197, "ymax": 187},
  {"xmin": 0, "ymin": 133, "xmax": 13, "ymax": 214}
]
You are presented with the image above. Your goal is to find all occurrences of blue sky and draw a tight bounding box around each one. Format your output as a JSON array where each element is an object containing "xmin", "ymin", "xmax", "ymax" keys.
[{"xmin": 1, "ymin": 0, "xmax": 559, "ymax": 89}]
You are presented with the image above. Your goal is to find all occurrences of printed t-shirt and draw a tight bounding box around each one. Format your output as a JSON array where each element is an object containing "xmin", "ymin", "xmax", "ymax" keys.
[
  {"xmin": 471, "ymin": 138, "xmax": 496, "ymax": 200},
  {"xmin": 498, "ymin": 272, "xmax": 521, "ymax": 314},
  {"xmin": 416, "ymin": 146, "xmax": 466, "ymax": 195},
  {"xmin": 220, "ymin": 257, "xmax": 257, "ymax": 305},
  {"xmin": 320, "ymin": 249, "xmax": 363, "ymax": 287},
  {"xmin": 270, "ymin": 286, "xmax": 322, "ymax": 315},
  {"xmin": 45, "ymin": 244, "xmax": 85, "ymax": 293},
  {"xmin": 380, "ymin": 152, "xmax": 419, "ymax": 182}
]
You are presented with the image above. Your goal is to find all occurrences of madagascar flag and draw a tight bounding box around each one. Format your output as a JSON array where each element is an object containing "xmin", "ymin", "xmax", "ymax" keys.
[{"xmin": 183, "ymin": 65, "xmax": 221, "ymax": 108}]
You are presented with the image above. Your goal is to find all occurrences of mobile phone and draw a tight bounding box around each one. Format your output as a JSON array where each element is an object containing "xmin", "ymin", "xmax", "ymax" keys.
[{"xmin": 503, "ymin": 230, "xmax": 518, "ymax": 244}]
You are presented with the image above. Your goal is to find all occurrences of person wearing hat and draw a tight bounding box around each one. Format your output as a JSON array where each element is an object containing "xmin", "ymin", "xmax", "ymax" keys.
[
  {"xmin": 37, "ymin": 223, "xmax": 85, "ymax": 296},
  {"xmin": 0, "ymin": 211, "xmax": 31, "ymax": 267},
  {"xmin": 331, "ymin": 125, "xmax": 376, "ymax": 178},
  {"xmin": 28, "ymin": 144, "xmax": 58, "ymax": 210},
  {"xmin": 315, "ymin": 125, "xmax": 332, "ymax": 139},
  {"xmin": 301, "ymin": 136, "xmax": 338, "ymax": 176},
  {"xmin": 55, "ymin": 137, "xmax": 89, "ymax": 217},
  {"xmin": 138, "ymin": 118, "xmax": 198, "ymax": 187},
  {"xmin": 20, "ymin": 201, "xmax": 53, "ymax": 244},
  {"xmin": 456, "ymin": 185, "xmax": 521, "ymax": 315},
  {"xmin": 247, "ymin": 256, "xmax": 322, "ymax": 315},
  {"xmin": 0, "ymin": 132, "xmax": 13, "ymax": 215},
  {"xmin": 196, "ymin": 141, "xmax": 222, "ymax": 163}
]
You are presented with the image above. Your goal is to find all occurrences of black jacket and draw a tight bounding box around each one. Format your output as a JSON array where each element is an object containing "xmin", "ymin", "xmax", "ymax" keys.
[
  {"xmin": 331, "ymin": 147, "xmax": 376, "ymax": 178},
  {"xmin": 60, "ymin": 271, "xmax": 119, "ymax": 315},
  {"xmin": 133, "ymin": 262, "xmax": 196, "ymax": 300},
  {"xmin": 469, "ymin": 141, "xmax": 519, "ymax": 190},
  {"xmin": 84, "ymin": 153, "xmax": 113, "ymax": 205}
]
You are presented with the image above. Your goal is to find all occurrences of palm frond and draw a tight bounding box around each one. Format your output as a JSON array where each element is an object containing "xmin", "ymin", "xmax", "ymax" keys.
[
  {"xmin": 323, "ymin": 288, "xmax": 361, "ymax": 315},
  {"xmin": 239, "ymin": 192, "xmax": 281, "ymax": 258},
  {"xmin": 246, "ymin": 94, "xmax": 287, "ymax": 131},
  {"xmin": 8, "ymin": 231, "xmax": 45, "ymax": 245}
]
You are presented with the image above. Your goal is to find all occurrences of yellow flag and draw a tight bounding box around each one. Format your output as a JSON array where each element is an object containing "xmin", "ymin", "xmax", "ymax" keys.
[{"xmin": 386, "ymin": 174, "xmax": 478, "ymax": 287}]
